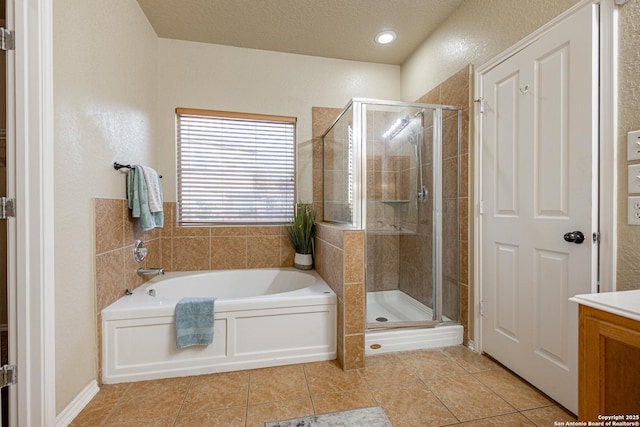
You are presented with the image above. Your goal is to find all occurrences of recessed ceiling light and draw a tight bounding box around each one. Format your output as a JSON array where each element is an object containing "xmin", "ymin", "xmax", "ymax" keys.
[{"xmin": 375, "ymin": 30, "xmax": 396, "ymax": 45}]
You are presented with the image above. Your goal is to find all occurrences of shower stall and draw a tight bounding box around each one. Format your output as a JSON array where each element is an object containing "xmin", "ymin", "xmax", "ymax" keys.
[{"xmin": 322, "ymin": 98, "xmax": 463, "ymax": 354}]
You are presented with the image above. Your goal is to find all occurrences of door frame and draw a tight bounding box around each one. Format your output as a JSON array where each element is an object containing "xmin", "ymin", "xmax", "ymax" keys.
[
  {"xmin": 8, "ymin": 0, "xmax": 56, "ymax": 425},
  {"xmin": 473, "ymin": 0, "xmax": 617, "ymax": 351}
]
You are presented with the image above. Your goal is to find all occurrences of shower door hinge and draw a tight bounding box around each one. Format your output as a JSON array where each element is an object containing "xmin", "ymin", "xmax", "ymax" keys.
[
  {"xmin": 474, "ymin": 98, "xmax": 485, "ymax": 114},
  {"xmin": 479, "ymin": 200, "xmax": 485, "ymax": 215},
  {"xmin": 479, "ymin": 301, "xmax": 484, "ymax": 317},
  {"xmin": 0, "ymin": 28, "xmax": 14, "ymax": 51},
  {"xmin": 0, "ymin": 197, "xmax": 16, "ymax": 219},
  {"xmin": 1, "ymin": 365, "xmax": 17, "ymax": 389}
]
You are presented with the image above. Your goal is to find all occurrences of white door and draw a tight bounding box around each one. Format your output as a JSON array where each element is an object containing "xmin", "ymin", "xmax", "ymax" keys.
[{"xmin": 480, "ymin": 5, "xmax": 598, "ymax": 414}]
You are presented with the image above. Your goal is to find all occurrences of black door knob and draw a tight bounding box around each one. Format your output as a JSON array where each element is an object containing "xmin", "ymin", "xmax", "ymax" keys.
[{"xmin": 563, "ymin": 231, "xmax": 585, "ymax": 244}]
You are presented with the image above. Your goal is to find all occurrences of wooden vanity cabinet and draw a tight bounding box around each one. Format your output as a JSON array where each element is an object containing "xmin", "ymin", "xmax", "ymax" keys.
[{"xmin": 578, "ymin": 305, "xmax": 640, "ymax": 420}]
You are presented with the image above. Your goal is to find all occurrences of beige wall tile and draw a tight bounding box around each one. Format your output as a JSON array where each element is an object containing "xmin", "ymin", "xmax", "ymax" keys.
[
  {"xmin": 440, "ymin": 66, "xmax": 471, "ymax": 109},
  {"xmin": 280, "ymin": 235, "xmax": 295, "ymax": 267},
  {"xmin": 460, "ymin": 153, "xmax": 469, "ymax": 198},
  {"xmin": 460, "ymin": 284, "xmax": 469, "ymax": 345},
  {"xmin": 312, "ymin": 136, "xmax": 323, "ymax": 169},
  {"xmin": 312, "ymin": 107, "xmax": 342, "ymax": 139},
  {"xmin": 247, "ymin": 226, "xmax": 281, "ymax": 236},
  {"xmin": 460, "ymin": 198, "xmax": 469, "ymax": 242},
  {"xmin": 210, "ymin": 226, "xmax": 247, "ymax": 237},
  {"xmin": 343, "ymin": 334, "xmax": 364, "ymax": 370},
  {"xmin": 211, "ymin": 236, "xmax": 247, "ymax": 270},
  {"xmin": 344, "ymin": 231, "xmax": 364, "ymax": 284},
  {"xmin": 247, "ymin": 236, "xmax": 280, "ymax": 268},
  {"xmin": 316, "ymin": 223, "xmax": 344, "ymax": 249},
  {"xmin": 315, "ymin": 238, "xmax": 344, "ymax": 298},
  {"xmin": 443, "ymin": 157, "xmax": 458, "ymax": 199},
  {"xmin": 161, "ymin": 202, "xmax": 174, "ymax": 237},
  {"xmin": 336, "ymin": 300, "xmax": 345, "ymax": 369},
  {"xmin": 172, "ymin": 237, "xmax": 211, "ymax": 271},
  {"xmin": 443, "ymin": 113, "xmax": 460, "ymax": 160},
  {"xmin": 161, "ymin": 237, "xmax": 173, "ymax": 271},
  {"xmin": 173, "ymin": 225, "xmax": 210, "ymax": 238},
  {"xmin": 461, "ymin": 107, "xmax": 470, "ymax": 155},
  {"xmin": 344, "ymin": 284, "xmax": 364, "ymax": 335},
  {"xmin": 95, "ymin": 198, "xmax": 125, "ymax": 254},
  {"xmin": 95, "ymin": 248, "xmax": 126, "ymax": 312}
]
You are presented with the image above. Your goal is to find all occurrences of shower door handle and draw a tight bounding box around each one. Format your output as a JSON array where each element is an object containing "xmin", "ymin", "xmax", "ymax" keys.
[{"xmin": 563, "ymin": 231, "xmax": 585, "ymax": 244}]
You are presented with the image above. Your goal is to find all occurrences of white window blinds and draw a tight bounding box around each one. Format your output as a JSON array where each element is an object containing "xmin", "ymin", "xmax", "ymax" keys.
[{"xmin": 176, "ymin": 108, "xmax": 296, "ymax": 225}]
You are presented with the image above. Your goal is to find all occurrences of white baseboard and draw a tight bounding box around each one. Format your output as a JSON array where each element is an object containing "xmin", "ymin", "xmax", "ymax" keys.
[{"xmin": 56, "ymin": 380, "xmax": 99, "ymax": 427}]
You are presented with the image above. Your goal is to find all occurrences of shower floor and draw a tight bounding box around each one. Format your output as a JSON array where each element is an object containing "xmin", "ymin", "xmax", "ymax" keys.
[
  {"xmin": 365, "ymin": 290, "xmax": 462, "ymax": 355},
  {"xmin": 367, "ymin": 290, "xmax": 438, "ymax": 324}
]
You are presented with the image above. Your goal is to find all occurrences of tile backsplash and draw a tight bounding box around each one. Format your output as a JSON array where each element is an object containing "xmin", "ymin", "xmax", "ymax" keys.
[{"xmin": 95, "ymin": 199, "xmax": 295, "ymax": 311}]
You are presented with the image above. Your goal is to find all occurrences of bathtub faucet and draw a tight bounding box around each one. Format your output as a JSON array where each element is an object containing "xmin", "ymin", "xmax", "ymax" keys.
[{"xmin": 137, "ymin": 267, "xmax": 165, "ymax": 276}]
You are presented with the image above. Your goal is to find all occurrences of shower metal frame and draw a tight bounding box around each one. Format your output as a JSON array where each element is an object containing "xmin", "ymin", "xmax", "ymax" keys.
[{"xmin": 322, "ymin": 98, "xmax": 462, "ymax": 330}]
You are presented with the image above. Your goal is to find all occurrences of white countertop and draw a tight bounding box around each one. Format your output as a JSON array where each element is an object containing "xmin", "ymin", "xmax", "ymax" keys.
[{"xmin": 570, "ymin": 290, "xmax": 640, "ymax": 322}]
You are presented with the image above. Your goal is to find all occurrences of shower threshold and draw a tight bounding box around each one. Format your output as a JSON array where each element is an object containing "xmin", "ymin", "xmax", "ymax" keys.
[{"xmin": 365, "ymin": 290, "xmax": 463, "ymax": 354}]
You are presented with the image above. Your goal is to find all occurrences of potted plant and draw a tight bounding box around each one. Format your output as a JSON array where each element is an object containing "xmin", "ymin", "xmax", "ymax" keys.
[{"xmin": 286, "ymin": 202, "xmax": 316, "ymax": 270}]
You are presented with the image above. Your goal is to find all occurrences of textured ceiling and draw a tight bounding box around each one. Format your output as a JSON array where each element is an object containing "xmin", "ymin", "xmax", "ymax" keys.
[{"xmin": 136, "ymin": 0, "xmax": 464, "ymax": 65}]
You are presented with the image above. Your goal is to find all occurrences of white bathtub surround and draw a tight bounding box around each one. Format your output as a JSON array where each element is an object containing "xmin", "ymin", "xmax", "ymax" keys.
[
  {"xmin": 293, "ymin": 253, "xmax": 313, "ymax": 270},
  {"xmin": 102, "ymin": 268, "xmax": 336, "ymax": 384}
]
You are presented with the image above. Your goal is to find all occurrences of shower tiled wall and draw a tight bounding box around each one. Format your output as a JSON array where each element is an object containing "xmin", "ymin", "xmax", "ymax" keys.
[
  {"xmin": 93, "ymin": 198, "xmax": 295, "ymax": 382},
  {"xmin": 414, "ymin": 66, "xmax": 471, "ymax": 342},
  {"xmin": 314, "ymin": 223, "xmax": 365, "ymax": 370},
  {"xmin": 312, "ymin": 107, "xmax": 343, "ymax": 222}
]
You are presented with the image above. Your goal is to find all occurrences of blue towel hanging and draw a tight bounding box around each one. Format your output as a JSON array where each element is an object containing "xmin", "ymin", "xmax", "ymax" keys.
[{"xmin": 175, "ymin": 297, "xmax": 216, "ymax": 349}]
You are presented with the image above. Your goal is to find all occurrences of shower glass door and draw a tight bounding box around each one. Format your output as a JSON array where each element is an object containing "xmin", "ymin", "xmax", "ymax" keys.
[
  {"xmin": 360, "ymin": 101, "xmax": 460, "ymax": 329},
  {"xmin": 322, "ymin": 98, "xmax": 461, "ymax": 330}
]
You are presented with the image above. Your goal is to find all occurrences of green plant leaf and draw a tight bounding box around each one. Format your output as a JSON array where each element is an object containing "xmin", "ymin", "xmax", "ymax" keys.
[{"xmin": 286, "ymin": 202, "xmax": 316, "ymax": 255}]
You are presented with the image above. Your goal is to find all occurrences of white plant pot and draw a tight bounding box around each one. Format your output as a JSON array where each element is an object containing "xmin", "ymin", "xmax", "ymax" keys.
[{"xmin": 294, "ymin": 253, "xmax": 313, "ymax": 270}]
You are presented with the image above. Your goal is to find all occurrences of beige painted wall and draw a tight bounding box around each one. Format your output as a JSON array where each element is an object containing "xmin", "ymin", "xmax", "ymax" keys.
[
  {"xmin": 52, "ymin": 3, "xmax": 399, "ymax": 413},
  {"xmin": 616, "ymin": 0, "xmax": 640, "ymax": 290},
  {"xmin": 156, "ymin": 39, "xmax": 401, "ymax": 203},
  {"xmin": 401, "ymin": 0, "xmax": 580, "ymax": 101},
  {"xmin": 53, "ymin": 0, "xmax": 158, "ymax": 413}
]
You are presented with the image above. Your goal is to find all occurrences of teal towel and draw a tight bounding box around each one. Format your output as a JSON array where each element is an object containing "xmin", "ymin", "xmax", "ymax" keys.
[
  {"xmin": 127, "ymin": 165, "xmax": 163, "ymax": 231},
  {"xmin": 175, "ymin": 297, "xmax": 216, "ymax": 349}
]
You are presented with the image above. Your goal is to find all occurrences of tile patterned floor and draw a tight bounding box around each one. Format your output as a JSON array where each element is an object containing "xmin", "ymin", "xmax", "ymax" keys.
[{"xmin": 71, "ymin": 346, "xmax": 576, "ymax": 426}]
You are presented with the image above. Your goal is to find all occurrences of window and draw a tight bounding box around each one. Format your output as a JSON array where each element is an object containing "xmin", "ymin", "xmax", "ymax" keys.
[{"xmin": 176, "ymin": 108, "xmax": 296, "ymax": 225}]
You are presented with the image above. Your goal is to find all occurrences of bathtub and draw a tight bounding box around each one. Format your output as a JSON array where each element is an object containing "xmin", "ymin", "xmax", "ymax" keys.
[{"xmin": 102, "ymin": 268, "xmax": 337, "ymax": 384}]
